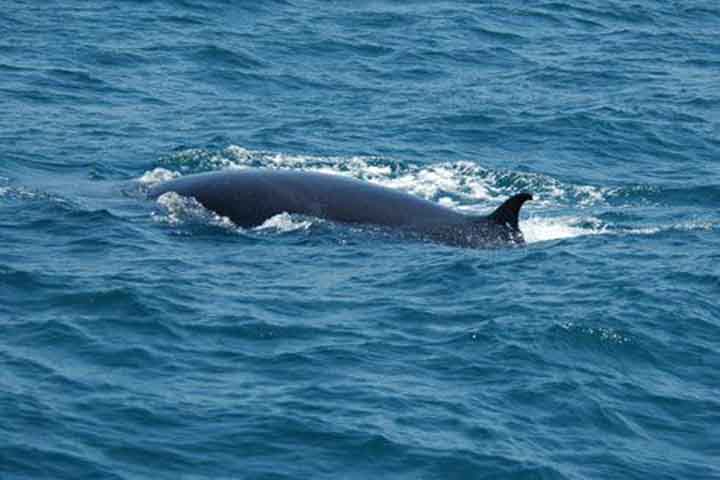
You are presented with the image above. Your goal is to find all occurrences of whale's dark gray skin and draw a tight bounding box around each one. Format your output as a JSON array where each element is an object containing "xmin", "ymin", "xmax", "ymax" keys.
[{"xmin": 149, "ymin": 169, "xmax": 533, "ymax": 247}]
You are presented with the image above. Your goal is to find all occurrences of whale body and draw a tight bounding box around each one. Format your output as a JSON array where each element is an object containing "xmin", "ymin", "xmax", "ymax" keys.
[{"xmin": 149, "ymin": 169, "xmax": 532, "ymax": 248}]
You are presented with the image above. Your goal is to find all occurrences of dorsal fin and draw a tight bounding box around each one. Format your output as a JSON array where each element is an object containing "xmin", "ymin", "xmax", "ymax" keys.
[{"xmin": 488, "ymin": 193, "xmax": 533, "ymax": 230}]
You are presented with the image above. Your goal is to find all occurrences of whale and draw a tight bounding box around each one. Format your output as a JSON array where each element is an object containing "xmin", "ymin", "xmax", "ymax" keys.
[{"xmin": 149, "ymin": 168, "xmax": 533, "ymax": 248}]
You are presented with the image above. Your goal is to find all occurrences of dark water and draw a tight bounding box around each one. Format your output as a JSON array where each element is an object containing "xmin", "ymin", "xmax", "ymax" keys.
[{"xmin": 2, "ymin": 1, "xmax": 719, "ymax": 479}]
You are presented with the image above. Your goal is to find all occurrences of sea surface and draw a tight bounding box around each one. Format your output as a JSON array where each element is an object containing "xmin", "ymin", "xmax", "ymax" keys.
[{"xmin": 1, "ymin": 1, "xmax": 719, "ymax": 479}]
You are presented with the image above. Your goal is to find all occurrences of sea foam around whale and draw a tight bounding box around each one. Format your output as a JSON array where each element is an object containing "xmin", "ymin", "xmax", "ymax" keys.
[{"xmin": 140, "ymin": 145, "xmax": 714, "ymax": 244}]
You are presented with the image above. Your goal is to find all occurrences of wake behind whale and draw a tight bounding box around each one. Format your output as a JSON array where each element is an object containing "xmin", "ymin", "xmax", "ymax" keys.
[{"xmin": 149, "ymin": 169, "xmax": 532, "ymax": 248}]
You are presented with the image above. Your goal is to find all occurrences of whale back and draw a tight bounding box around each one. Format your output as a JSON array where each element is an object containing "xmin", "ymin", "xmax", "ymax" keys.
[
  {"xmin": 149, "ymin": 169, "xmax": 465, "ymax": 229},
  {"xmin": 149, "ymin": 169, "xmax": 532, "ymax": 247}
]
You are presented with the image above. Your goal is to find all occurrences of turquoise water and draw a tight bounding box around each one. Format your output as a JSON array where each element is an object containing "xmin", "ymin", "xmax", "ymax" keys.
[{"xmin": 2, "ymin": 1, "xmax": 719, "ymax": 479}]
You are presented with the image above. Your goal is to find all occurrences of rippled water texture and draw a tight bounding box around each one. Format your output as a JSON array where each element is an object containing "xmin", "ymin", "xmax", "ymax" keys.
[{"xmin": 1, "ymin": 1, "xmax": 719, "ymax": 479}]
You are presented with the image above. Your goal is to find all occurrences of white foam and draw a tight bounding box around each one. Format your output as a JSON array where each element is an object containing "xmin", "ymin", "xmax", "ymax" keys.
[
  {"xmin": 438, "ymin": 196, "xmax": 456, "ymax": 208},
  {"xmin": 138, "ymin": 168, "xmax": 180, "ymax": 186},
  {"xmin": 619, "ymin": 221, "xmax": 715, "ymax": 237},
  {"xmin": 169, "ymin": 147, "xmax": 251, "ymax": 172},
  {"xmin": 521, "ymin": 216, "xmax": 608, "ymax": 243},
  {"xmin": 224, "ymin": 145, "xmax": 252, "ymax": 160},
  {"xmin": 575, "ymin": 184, "xmax": 607, "ymax": 206},
  {"xmin": 626, "ymin": 226, "xmax": 661, "ymax": 235},
  {"xmin": 374, "ymin": 163, "xmax": 492, "ymax": 202},
  {"xmin": 255, "ymin": 212, "xmax": 313, "ymax": 233},
  {"xmin": 223, "ymin": 146, "xmax": 498, "ymax": 202},
  {"xmin": 153, "ymin": 191, "xmax": 236, "ymax": 230},
  {"xmin": 672, "ymin": 221, "xmax": 715, "ymax": 232},
  {"xmin": 521, "ymin": 216, "xmax": 716, "ymax": 244}
]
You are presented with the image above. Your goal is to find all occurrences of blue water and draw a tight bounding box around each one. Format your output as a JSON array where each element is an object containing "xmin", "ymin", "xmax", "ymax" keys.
[{"xmin": 2, "ymin": 1, "xmax": 719, "ymax": 478}]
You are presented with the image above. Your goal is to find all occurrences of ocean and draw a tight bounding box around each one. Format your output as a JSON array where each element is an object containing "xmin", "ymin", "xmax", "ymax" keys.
[{"xmin": 1, "ymin": 1, "xmax": 719, "ymax": 478}]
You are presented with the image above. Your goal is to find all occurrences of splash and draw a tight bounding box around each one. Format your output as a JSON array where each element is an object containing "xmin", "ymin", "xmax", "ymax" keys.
[
  {"xmin": 255, "ymin": 213, "xmax": 313, "ymax": 233},
  {"xmin": 138, "ymin": 168, "xmax": 181, "ymax": 186},
  {"xmin": 521, "ymin": 216, "xmax": 717, "ymax": 244},
  {"xmin": 153, "ymin": 191, "xmax": 236, "ymax": 230},
  {"xmin": 374, "ymin": 162, "xmax": 492, "ymax": 204},
  {"xmin": 521, "ymin": 216, "xmax": 608, "ymax": 243}
]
